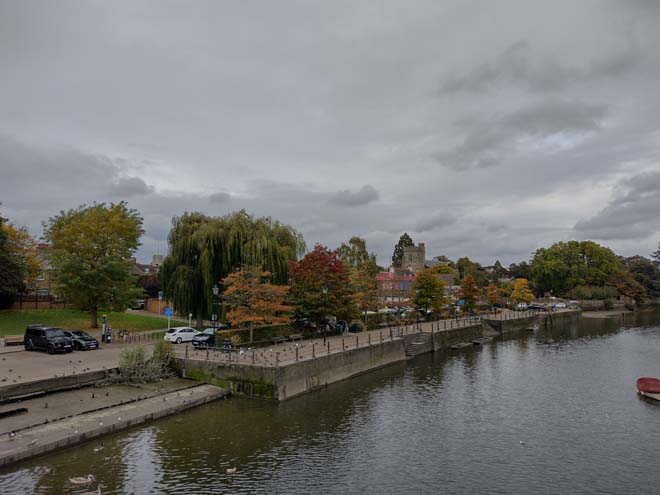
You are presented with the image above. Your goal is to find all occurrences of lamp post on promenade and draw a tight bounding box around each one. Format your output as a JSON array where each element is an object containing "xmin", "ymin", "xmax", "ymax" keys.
[
  {"xmin": 212, "ymin": 284, "xmax": 219, "ymax": 328},
  {"xmin": 322, "ymin": 287, "xmax": 328, "ymax": 343}
]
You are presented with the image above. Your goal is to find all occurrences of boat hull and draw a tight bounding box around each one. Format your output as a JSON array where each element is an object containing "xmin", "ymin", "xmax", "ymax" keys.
[{"xmin": 636, "ymin": 377, "xmax": 660, "ymax": 400}]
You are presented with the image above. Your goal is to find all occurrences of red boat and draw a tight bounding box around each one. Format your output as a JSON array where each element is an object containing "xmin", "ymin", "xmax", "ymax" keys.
[{"xmin": 637, "ymin": 377, "xmax": 660, "ymax": 400}]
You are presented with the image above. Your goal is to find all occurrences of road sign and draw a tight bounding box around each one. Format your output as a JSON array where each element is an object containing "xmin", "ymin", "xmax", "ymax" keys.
[
  {"xmin": 158, "ymin": 291, "xmax": 163, "ymax": 301},
  {"xmin": 458, "ymin": 299, "xmax": 465, "ymax": 305},
  {"xmin": 164, "ymin": 307, "xmax": 173, "ymax": 317}
]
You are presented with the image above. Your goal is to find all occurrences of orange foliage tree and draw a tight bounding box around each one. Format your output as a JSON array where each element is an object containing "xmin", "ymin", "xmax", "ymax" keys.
[{"xmin": 222, "ymin": 265, "xmax": 292, "ymax": 342}]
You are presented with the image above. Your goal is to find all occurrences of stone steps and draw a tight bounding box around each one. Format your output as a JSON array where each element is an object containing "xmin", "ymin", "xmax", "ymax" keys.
[{"xmin": 404, "ymin": 333, "xmax": 431, "ymax": 358}]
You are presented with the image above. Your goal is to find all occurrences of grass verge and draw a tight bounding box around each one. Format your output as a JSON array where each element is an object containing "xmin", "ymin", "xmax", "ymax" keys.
[{"xmin": 0, "ymin": 309, "xmax": 187, "ymax": 337}]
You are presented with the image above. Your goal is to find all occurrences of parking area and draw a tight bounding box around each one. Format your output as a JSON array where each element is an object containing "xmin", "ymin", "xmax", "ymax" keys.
[{"xmin": 0, "ymin": 343, "xmax": 151, "ymax": 387}]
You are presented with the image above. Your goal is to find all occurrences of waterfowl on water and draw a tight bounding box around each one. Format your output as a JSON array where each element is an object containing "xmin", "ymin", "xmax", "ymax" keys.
[
  {"xmin": 226, "ymin": 467, "xmax": 237, "ymax": 474},
  {"xmin": 69, "ymin": 474, "xmax": 96, "ymax": 485}
]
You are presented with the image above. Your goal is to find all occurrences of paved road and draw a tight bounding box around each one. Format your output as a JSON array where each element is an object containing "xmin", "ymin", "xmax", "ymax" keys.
[{"xmin": 0, "ymin": 344, "xmax": 151, "ymax": 388}]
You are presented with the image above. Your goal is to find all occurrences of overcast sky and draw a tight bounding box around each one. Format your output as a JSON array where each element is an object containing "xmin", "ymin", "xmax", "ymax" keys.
[{"xmin": 1, "ymin": 0, "xmax": 659, "ymax": 266}]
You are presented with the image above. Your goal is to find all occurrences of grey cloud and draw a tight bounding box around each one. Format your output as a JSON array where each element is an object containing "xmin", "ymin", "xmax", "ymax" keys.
[
  {"xmin": 209, "ymin": 192, "xmax": 231, "ymax": 204},
  {"xmin": 414, "ymin": 214, "xmax": 456, "ymax": 233},
  {"xmin": 109, "ymin": 177, "xmax": 153, "ymax": 197},
  {"xmin": 440, "ymin": 40, "xmax": 639, "ymax": 95},
  {"xmin": 1, "ymin": 1, "xmax": 660, "ymax": 267},
  {"xmin": 436, "ymin": 98, "xmax": 607, "ymax": 170},
  {"xmin": 328, "ymin": 185, "xmax": 379, "ymax": 206},
  {"xmin": 573, "ymin": 170, "xmax": 660, "ymax": 240}
]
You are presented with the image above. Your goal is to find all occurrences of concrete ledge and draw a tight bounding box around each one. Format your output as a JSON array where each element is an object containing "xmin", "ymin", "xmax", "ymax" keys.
[
  {"xmin": 0, "ymin": 384, "xmax": 228, "ymax": 468},
  {"xmin": 0, "ymin": 369, "xmax": 118, "ymax": 404}
]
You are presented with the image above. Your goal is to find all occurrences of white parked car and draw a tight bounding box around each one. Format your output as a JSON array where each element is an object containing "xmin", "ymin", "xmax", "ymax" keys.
[
  {"xmin": 554, "ymin": 302, "xmax": 567, "ymax": 309},
  {"xmin": 163, "ymin": 327, "xmax": 199, "ymax": 344},
  {"xmin": 515, "ymin": 302, "xmax": 529, "ymax": 310}
]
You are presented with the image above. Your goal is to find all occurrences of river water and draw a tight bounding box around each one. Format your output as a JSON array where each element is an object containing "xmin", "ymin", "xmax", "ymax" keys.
[{"xmin": 3, "ymin": 310, "xmax": 660, "ymax": 494}]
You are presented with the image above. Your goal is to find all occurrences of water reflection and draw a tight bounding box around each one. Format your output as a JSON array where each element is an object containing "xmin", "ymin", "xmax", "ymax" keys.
[{"xmin": 3, "ymin": 310, "xmax": 660, "ymax": 494}]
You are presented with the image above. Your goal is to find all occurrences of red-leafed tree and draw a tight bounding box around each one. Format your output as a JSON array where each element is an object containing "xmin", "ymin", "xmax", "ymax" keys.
[{"xmin": 289, "ymin": 245, "xmax": 356, "ymax": 322}]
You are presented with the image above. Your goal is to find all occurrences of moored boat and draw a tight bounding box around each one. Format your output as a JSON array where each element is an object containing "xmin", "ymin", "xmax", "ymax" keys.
[
  {"xmin": 450, "ymin": 342, "xmax": 472, "ymax": 350},
  {"xmin": 637, "ymin": 377, "xmax": 660, "ymax": 401},
  {"xmin": 473, "ymin": 337, "xmax": 493, "ymax": 345}
]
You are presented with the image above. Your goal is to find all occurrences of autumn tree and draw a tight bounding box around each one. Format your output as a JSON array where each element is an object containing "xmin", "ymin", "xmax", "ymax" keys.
[
  {"xmin": 223, "ymin": 266, "xmax": 292, "ymax": 342},
  {"xmin": 458, "ymin": 274, "xmax": 480, "ymax": 313},
  {"xmin": 289, "ymin": 245, "xmax": 356, "ymax": 322},
  {"xmin": 511, "ymin": 278, "xmax": 534, "ymax": 304},
  {"xmin": 43, "ymin": 202, "xmax": 144, "ymax": 328},
  {"xmin": 0, "ymin": 211, "xmax": 25, "ymax": 307},
  {"xmin": 485, "ymin": 283, "xmax": 499, "ymax": 308},
  {"xmin": 3, "ymin": 222, "xmax": 40, "ymax": 292},
  {"xmin": 412, "ymin": 270, "xmax": 447, "ymax": 316},
  {"xmin": 609, "ymin": 270, "xmax": 646, "ymax": 304},
  {"xmin": 391, "ymin": 233, "xmax": 414, "ymax": 268}
]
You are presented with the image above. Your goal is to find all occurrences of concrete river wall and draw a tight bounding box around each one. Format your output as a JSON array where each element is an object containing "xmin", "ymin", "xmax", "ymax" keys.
[{"xmin": 178, "ymin": 310, "xmax": 582, "ymax": 401}]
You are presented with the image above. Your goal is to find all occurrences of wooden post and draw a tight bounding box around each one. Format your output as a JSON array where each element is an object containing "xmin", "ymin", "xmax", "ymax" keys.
[
  {"xmin": 356, "ymin": 335, "xmax": 359, "ymax": 348},
  {"xmin": 296, "ymin": 346, "xmax": 299, "ymax": 362},
  {"xmin": 312, "ymin": 343, "xmax": 316, "ymax": 357},
  {"xmin": 185, "ymin": 345, "xmax": 188, "ymax": 359},
  {"xmin": 327, "ymin": 341, "xmax": 330, "ymax": 355},
  {"xmin": 342, "ymin": 338, "xmax": 345, "ymax": 350}
]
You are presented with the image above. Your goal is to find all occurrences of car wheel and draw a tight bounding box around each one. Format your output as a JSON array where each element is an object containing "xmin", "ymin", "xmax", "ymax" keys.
[
  {"xmin": 25, "ymin": 341, "xmax": 33, "ymax": 351},
  {"xmin": 176, "ymin": 337, "xmax": 182, "ymax": 344},
  {"xmin": 47, "ymin": 345, "xmax": 54, "ymax": 355},
  {"xmin": 74, "ymin": 341, "xmax": 81, "ymax": 350}
]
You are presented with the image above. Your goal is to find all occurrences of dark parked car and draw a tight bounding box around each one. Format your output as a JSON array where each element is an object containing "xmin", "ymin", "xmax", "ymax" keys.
[
  {"xmin": 24, "ymin": 325, "xmax": 73, "ymax": 354},
  {"xmin": 62, "ymin": 330, "xmax": 99, "ymax": 350},
  {"xmin": 192, "ymin": 328, "xmax": 217, "ymax": 348}
]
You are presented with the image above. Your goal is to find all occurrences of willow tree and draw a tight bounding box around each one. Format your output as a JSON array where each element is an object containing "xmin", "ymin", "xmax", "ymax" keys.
[{"xmin": 159, "ymin": 210, "xmax": 305, "ymax": 328}]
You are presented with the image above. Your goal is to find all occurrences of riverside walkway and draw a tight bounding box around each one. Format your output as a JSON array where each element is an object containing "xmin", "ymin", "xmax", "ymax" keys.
[{"xmin": 175, "ymin": 308, "xmax": 573, "ymax": 368}]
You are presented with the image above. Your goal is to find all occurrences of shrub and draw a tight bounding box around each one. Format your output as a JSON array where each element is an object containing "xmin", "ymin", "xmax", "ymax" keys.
[
  {"xmin": 118, "ymin": 342, "xmax": 175, "ymax": 384},
  {"xmin": 603, "ymin": 298, "xmax": 614, "ymax": 310}
]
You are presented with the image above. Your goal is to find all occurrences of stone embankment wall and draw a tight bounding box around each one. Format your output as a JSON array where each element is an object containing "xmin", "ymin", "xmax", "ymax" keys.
[{"xmin": 179, "ymin": 339, "xmax": 406, "ymax": 401}]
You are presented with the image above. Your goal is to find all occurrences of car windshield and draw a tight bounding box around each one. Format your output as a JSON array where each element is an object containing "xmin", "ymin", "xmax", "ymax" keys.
[
  {"xmin": 72, "ymin": 331, "xmax": 87, "ymax": 337},
  {"xmin": 203, "ymin": 328, "xmax": 215, "ymax": 335},
  {"xmin": 46, "ymin": 329, "xmax": 65, "ymax": 338}
]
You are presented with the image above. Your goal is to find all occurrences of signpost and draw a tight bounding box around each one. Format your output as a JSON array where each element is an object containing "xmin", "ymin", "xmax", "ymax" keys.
[
  {"xmin": 158, "ymin": 291, "xmax": 163, "ymax": 317},
  {"xmin": 164, "ymin": 307, "xmax": 173, "ymax": 330}
]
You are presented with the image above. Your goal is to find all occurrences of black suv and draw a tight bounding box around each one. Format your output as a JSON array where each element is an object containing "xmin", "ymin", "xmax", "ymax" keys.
[
  {"xmin": 24, "ymin": 325, "xmax": 74, "ymax": 354},
  {"xmin": 62, "ymin": 330, "xmax": 99, "ymax": 350}
]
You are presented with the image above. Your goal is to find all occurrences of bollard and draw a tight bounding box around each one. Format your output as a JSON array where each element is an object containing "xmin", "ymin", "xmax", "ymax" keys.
[
  {"xmin": 252, "ymin": 349, "xmax": 255, "ymax": 364},
  {"xmin": 296, "ymin": 346, "xmax": 299, "ymax": 362},
  {"xmin": 327, "ymin": 341, "xmax": 330, "ymax": 355},
  {"xmin": 313, "ymin": 343, "xmax": 316, "ymax": 357},
  {"xmin": 356, "ymin": 335, "xmax": 359, "ymax": 348},
  {"xmin": 185, "ymin": 345, "xmax": 188, "ymax": 359},
  {"xmin": 206, "ymin": 348, "xmax": 209, "ymax": 360},
  {"xmin": 380, "ymin": 331, "xmax": 383, "ymax": 343},
  {"xmin": 276, "ymin": 352, "xmax": 280, "ymax": 366},
  {"xmin": 368, "ymin": 333, "xmax": 371, "ymax": 346},
  {"xmin": 342, "ymin": 338, "xmax": 345, "ymax": 350}
]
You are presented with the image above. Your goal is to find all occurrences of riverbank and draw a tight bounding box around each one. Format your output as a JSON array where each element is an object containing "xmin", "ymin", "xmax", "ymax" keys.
[
  {"xmin": 0, "ymin": 379, "xmax": 227, "ymax": 468},
  {"xmin": 176, "ymin": 309, "xmax": 581, "ymax": 400}
]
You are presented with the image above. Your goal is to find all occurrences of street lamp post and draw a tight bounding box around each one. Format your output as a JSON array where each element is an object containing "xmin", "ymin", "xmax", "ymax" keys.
[
  {"xmin": 212, "ymin": 284, "xmax": 219, "ymax": 328},
  {"xmin": 322, "ymin": 287, "xmax": 328, "ymax": 343}
]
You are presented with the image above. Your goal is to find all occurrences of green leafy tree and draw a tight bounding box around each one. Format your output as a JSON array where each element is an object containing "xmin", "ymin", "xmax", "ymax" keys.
[
  {"xmin": 0, "ymin": 210, "xmax": 25, "ymax": 307},
  {"xmin": 609, "ymin": 270, "xmax": 647, "ymax": 303},
  {"xmin": 511, "ymin": 278, "xmax": 534, "ymax": 304},
  {"xmin": 43, "ymin": 202, "xmax": 144, "ymax": 327},
  {"xmin": 530, "ymin": 240, "xmax": 619, "ymax": 296},
  {"xmin": 160, "ymin": 210, "xmax": 304, "ymax": 328},
  {"xmin": 458, "ymin": 274, "xmax": 480, "ymax": 312},
  {"xmin": 412, "ymin": 270, "xmax": 447, "ymax": 316},
  {"xmin": 456, "ymin": 257, "xmax": 488, "ymax": 286},
  {"xmin": 289, "ymin": 245, "xmax": 356, "ymax": 322},
  {"xmin": 391, "ymin": 233, "xmax": 414, "ymax": 268},
  {"xmin": 338, "ymin": 236, "xmax": 381, "ymax": 312},
  {"xmin": 508, "ymin": 261, "xmax": 531, "ymax": 280}
]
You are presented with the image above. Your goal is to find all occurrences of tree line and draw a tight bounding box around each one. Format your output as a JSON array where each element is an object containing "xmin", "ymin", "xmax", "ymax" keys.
[{"xmin": 2, "ymin": 203, "xmax": 659, "ymax": 330}]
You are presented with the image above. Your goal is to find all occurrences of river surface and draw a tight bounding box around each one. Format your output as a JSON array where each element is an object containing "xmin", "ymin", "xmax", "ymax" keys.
[{"xmin": 3, "ymin": 310, "xmax": 660, "ymax": 494}]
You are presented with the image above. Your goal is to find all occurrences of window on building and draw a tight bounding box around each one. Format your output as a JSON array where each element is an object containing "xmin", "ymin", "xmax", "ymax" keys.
[
  {"xmin": 37, "ymin": 288, "xmax": 49, "ymax": 297},
  {"xmin": 37, "ymin": 270, "xmax": 45, "ymax": 281}
]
